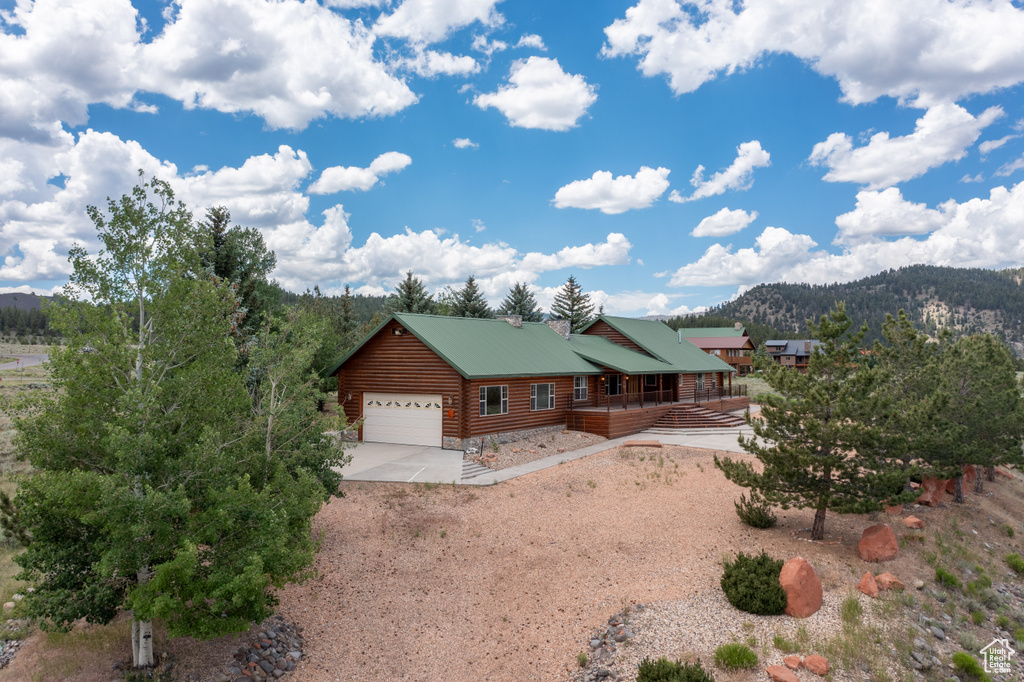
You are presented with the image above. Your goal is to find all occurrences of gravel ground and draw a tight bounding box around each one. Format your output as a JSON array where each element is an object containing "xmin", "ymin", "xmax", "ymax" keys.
[
  {"xmin": 467, "ymin": 430, "xmax": 607, "ymax": 470},
  {"xmin": 274, "ymin": 444, "xmax": 912, "ymax": 682}
]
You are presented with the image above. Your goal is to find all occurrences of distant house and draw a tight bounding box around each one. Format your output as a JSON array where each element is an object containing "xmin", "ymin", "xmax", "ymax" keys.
[
  {"xmin": 764, "ymin": 339, "xmax": 822, "ymax": 373},
  {"xmin": 682, "ymin": 325, "xmax": 755, "ymax": 375},
  {"xmin": 328, "ymin": 313, "xmax": 746, "ymax": 449}
]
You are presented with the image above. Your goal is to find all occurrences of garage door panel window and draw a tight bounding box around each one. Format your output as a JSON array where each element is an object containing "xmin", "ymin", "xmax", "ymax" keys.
[
  {"xmin": 531, "ymin": 383, "xmax": 555, "ymax": 411},
  {"xmin": 480, "ymin": 385, "xmax": 508, "ymax": 416}
]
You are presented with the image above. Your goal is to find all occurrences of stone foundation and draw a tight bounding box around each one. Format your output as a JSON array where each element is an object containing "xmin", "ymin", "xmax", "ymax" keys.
[{"xmin": 443, "ymin": 424, "xmax": 566, "ymax": 452}]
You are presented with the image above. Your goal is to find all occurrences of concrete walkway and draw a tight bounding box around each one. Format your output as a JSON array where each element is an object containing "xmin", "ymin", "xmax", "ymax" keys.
[{"xmin": 342, "ymin": 406, "xmax": 761, "ymax": 486}]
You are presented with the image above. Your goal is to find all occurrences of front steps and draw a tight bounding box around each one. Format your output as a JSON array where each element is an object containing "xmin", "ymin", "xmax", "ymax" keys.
[{"xmin": 652, "ymin": 404, "xmax": 746, "ymax": 430}]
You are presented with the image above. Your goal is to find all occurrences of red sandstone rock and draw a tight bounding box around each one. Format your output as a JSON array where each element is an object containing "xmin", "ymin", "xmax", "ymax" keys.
[
  {"xmin": 858, "ymin": 523, "xmax": 899, "ymax": 562},
  {"xmin": 802, "ymin": 654, "xmax": 830, "ymax": 676},
  {"xmin": 903, "ymin": 515, "xmax": 925, "ymax": 529},
  {"xmin": 997, "ymin": 468, "xmax": 1015, "ymax": 479},
  {"xmin": 964, "ymin": 465, "xmax": 977, "ymax": 485},
  {"xmin": 917, "ymin": 476, "xmax": 947, "ymax": 506},
  {"xmin": 857, "ymin": 571, "xmax": 879, "ymax": 598},
  {"xmin": 783, "ymin": 655, "xmax": 801, "ymax": 670},
  {"xmin": 766, "ymin": 664, "xmax": 800, "ymax": 682},
  {"xmin": 884, "ymin": 504, "xmax": 903, "ymax": 515},
  {"xmin": 779, "ymin": 557, "xmax": 823, "ymax": 618},
  {"xmin": 876, "ymin": 572, "xmax": 905, "ymax": 591}
]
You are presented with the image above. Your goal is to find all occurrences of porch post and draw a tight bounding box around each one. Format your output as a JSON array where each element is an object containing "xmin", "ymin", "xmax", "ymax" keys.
[
  {"xmin": 657, "ymin": 374, "xmax": 662, "ymax": 405},
  {"xmin": 622, "ymin": 374, "xmax": 627, "ymax": 410}
]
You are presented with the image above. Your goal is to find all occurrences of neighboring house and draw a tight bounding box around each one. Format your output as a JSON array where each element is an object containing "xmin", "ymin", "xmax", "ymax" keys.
[
  {"xmin": 683, "ymin": 326, "xmax": 756, "ymax": 375},
  {"xmin": 328, "ymin": 313, "xmax": 743, "ymax": 449},
  {"xmin": 764, "ymin": 339, "xmax": 822, "ymax": 372}
]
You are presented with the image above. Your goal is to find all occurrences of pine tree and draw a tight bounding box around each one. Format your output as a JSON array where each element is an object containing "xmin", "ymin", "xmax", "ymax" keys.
[
  {"xmin": 387, "ymin": 271, "xmax": 435, "ymax": 314},
  {"xmin": 929, "ymin": 333, "xmax": 1024, "ymax": 502},
  {"xmin": 714, "ymin": 303, "xmax": 916, "ymax": 541},
  {"xmin": 496, "ymin": 282, "xmax": 543, "ymax": 322},
  {"xmin": 451, "ymin": 276, "xmax": 493, "ymax": 318},
  {"xmin": 549, "ymin": 275, "xmax": 595, "ymax": 333}
]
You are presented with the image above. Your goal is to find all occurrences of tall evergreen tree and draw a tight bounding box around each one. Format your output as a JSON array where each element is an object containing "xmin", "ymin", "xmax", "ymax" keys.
[
  {"xmin": 496, "ymin": 282, "xmax": 543, "ymax": 322},
  {"xmin": 387, "ymin": 271, "xmax": 435, "ymax": 314},
  {"xmin": 549, "ymin": 275, "xmax": 595, "ymax": 333},
  {"xmin": 930, "ymin": 333, "xmax": 1024, "ymax": 502},
  {"xmin": 451, "ymin": 276, "xmax": 493, "ymax": 318},
  {"xmin": 715, "ymin": 303, "xmax": 916, "ymax": 541},
  {"xmin": 199, "ymin": 206, "xmax": 279, "ymax": 344}
]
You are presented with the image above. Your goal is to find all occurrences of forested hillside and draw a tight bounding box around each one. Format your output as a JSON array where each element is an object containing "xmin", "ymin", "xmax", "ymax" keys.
[{"xmin": 668, "ymin": 265, "xmax": 1024, "ymax": 355}]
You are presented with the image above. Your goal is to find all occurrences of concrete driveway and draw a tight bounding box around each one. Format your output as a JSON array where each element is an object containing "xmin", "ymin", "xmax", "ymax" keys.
[
  {"xmin": 341, "ymin": 442, "xmax": 463, "ymax": 483},
  {"xmin": 0, "ymin": 354, "xmax": 48, "ymax": 371}
]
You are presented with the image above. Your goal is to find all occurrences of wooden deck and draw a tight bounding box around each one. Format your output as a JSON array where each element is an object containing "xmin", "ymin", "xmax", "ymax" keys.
[{"xmin": 566, "ymin": 396, "xmax": 751, "ymax": 439}]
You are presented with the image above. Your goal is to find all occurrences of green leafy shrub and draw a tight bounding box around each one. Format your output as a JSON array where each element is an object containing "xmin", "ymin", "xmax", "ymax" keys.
[
  {"xmin": 721, "ymin": 551, "xmax": 787, "ymax": 616},
  {"xmin": 952, "ymin": 651, "xmax": 991, "ymax": 681},
  {"xmin": 637, "ymin": 657, "xmax": 715, "ymax": 682},
  {"xmin": 971, "ymin": 610, "xmax": 985, "ymax": 625},
  {"xmin": 1002, "ymin": 523, "xmax": 1015, "ymax": 538},
  {"xmin": 1006, "ymin": 552, "xmax": 1024, "ymax": 575},
  {"xmin": 935, "ymin": 567, "xmax": 961, "ymax": 589},
  {"xmin": 734, "ymin": 494, "xmax": 777, "ymax": 529},
  {"xmin": 997, "ymin": 614, "xmax": 1012, "ymax": 630},
  {"xmin": 713, "ymin": 643, "xmax": 757, "ymax": 670}
]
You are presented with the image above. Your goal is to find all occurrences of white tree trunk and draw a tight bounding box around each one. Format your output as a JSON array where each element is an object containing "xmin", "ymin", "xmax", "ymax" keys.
[
  {"xmin": 132, "ymin": 566, "xmax": 154, "ymax": 668},
  {"xmin": 132, "ymin": 618, "xmax": 154, "ymax": 668}
]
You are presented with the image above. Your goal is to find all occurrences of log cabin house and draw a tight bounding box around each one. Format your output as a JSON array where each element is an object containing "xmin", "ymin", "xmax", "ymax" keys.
[
  {"xmin": 681, "ymin": 325, "xmax": 756, "ymax": 375},
  {"xmin": 328, "ymin": 313, "xmax": 747, "ymax": 449}
]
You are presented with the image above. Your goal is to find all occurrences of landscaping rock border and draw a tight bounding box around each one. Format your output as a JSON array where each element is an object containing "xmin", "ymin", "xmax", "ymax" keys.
[{"xmin": 214, "ymin": 616, "xmax": 304, "ymax": 682}]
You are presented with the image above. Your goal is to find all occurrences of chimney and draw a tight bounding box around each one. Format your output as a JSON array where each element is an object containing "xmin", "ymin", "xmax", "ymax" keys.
[
  {"xmin": 497, "ymin": 315, "xmax": 522, "ymax": 328},
  {"xmin": 546, "ymin": 318, "xmax": 571, "ymax": 339},
  {"xmin": 678, "ymin": 329, "xmax": 683, "ymax": 343},
  {"xmin": 804, "ymin": 341, "xmax": 812, "ymax": 353},
  {"xmin": 734, "ymin": 322, "xmax": 742, "ymax": 331}
]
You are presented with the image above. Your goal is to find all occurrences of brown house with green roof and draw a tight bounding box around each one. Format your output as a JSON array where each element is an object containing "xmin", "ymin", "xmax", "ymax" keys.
[{"xmin": 328, "ymin": 313, "xmax": 746, "ymax": 449}]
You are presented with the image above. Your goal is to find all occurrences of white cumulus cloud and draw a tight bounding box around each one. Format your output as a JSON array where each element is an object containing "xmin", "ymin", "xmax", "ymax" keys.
[
  {"xmin": 308, "ymin": 152, "xmax": 412, "ymax": 194},
  {"xmin": 666, "ymin": 181, "xmax": 1024, "ymax": 289},
  {"xmin": 453, "ymin": 138, "xmax": 479, "ymax": 149},
  {"xmin": 669, "ymin": 141, "xmax": 770, "ymax": 203},
  {"xmin": 602, "ymin": 0, "xmax": 1024, "ymax": 108},
  {"xmin": 808, "ymin": 104, "xmax": 1003, "ymax": 189},
  {"xmin": 691, "ymin": 207, "xmax": 758, "ymax": 237},
  {"xmin": 375, "ymin": 0, "xmax": 504, "ymax": 45},
  {"xmin": 996, "ymin": 155, "xmax": 1024, "ymax": 177},
  {"xmin": 979, "ymin": 134, "xmax": 1020, "ymax": 156},
  {"xmin": 553, "ymin": 167, "xmax": 670, "ymax": 214},
  {"xmin": 473, "ymin": 56, "xmax": 597, "ymax": 131}
]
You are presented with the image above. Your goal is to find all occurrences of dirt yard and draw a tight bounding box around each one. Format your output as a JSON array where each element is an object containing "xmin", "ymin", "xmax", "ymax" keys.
[{"xmin": 3, "ymin": 443, "xmax": 1023, "ymax": 681}]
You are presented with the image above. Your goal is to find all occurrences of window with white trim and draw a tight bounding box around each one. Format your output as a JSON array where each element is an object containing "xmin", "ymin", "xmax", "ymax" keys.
[
  {"xmin": 573, "ymin": 376, "xmax": 588, "ymax": 401},
  {"xmin": 644, "ymin": 374, "xmax": 658, "ymax": 388},
  {"xmin": 695, "ymin": 372, "xmax": 705, "ymax": 390},
  {"xmin": 479, "ymin": 385, "xmax": 508, "ymax": 416},
  {"xmin": 531, "ymin": 383, "xmax": 555, "ymax": 411}
]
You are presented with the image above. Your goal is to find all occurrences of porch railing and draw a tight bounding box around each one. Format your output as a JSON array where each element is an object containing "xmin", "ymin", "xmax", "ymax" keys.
[
  {"xmin": 567, "ymin": 389, "xmax": 675, "ymax": 412},
  {"xmin": 692, "ymin": 384, "xmax": 747, "ymax": 403}
]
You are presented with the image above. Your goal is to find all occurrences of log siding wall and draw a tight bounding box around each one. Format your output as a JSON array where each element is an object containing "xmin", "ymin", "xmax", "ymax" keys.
[
  {"xmin": 465, "ymin": 376, "xmax": 577, "ymax": 439},
  {"xmin": 337, "ymin": 319, "xmax": 464, "ymax": 441},
  {"xmin": 582, "ymin": 321, "xmax": 651, "ymax": 355}
]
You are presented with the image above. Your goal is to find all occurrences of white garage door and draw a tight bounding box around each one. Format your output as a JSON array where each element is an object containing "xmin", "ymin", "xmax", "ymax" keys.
[{"xmin": 362, "ymin": 393, "xmax": 443, "ymax": 447}]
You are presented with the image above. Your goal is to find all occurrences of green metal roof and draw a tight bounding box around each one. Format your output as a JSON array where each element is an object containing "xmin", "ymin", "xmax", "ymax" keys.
[
  {"xmin": 328, "ymin": 313, "xmax": 603, "ymax": 380},
  {"xmin": 675, "ymin": 326, "xmax": 746, "ymax": 337},
  {"xmin": 581, "ymin": 316, "xmax": 737, "ymax": 373},
  {"xmin": 568, "ymin": 334, "xmax": 676, "ymax": 374}
]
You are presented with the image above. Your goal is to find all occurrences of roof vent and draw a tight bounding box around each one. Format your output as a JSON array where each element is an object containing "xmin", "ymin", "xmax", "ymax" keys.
[
  {"xmin": 678, "ymin": 329, "xmax": 682, "ymax": 343},
  {"xmin": 497, "ymin": 315, "xmax": 522, "ymax": 328}
]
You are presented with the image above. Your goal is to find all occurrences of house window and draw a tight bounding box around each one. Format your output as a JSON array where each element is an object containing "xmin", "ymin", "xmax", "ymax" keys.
[
  {"xmin": 605, "ymin": 374, "xmax": 622, "ymax": 396},
  {"xmin": 644, "ymin": 374, "xmax": 658, "ymax": 388},
  {"xmin": 695, "ymin": 373, "xmax": 705, "ymax": 390},
  {"xmin": 573, "ymin": 376, "xmax": 588, "ymax": 401},
  {"xmin": 727, "ymin": 349, "xmax": 739, "ymax": 357},
  {"xmin": 712, "ymin": 349, "xmax": 721, "ymax": 355},
  {"xmin": 531, "ymin": 383, "xmax": 555, "ymax": 411},
  {"xmin": 479, "ymin": 385, "xmax": 508, "ymax": 416}
]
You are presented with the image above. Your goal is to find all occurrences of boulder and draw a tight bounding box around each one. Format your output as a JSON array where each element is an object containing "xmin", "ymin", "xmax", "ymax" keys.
[
  {"xmin": 996, "ymin": 468, "xmax": 1015, "ymax": 479},
  {"xmin": 876, "ymin": 572, "xmax": 905, "ymax": 591},
  {"xmin": 783, "ymin": 655, "xmax": 801, "ymax": 670},
  {"xmin": 963, "ymin": 465, "xmax": 977, "ymax": 485},
  {"xmin": 917, "ymin": 477, "xmax": 947, "ymax": 506},
  {"xmin": 857, "ymin": 571, "xmax": 879, "ymax": 598},
  {"xmin": 766, "ymin": 665, "xmax": 800, "ymax": 682},
  {"xmin": 858, "ymin": 524, "xmax": 899, "ymax": 562},
  {"xmin": 884, "ymin": 504, "xmax": 903, "ymax": 515},
  {"xmin": 802, "ymin": 655, "xmax": 830, "ymax": 676},
  {"xmin": 902, "ymin": 515, "xmax": 925, "ymax": 529},
  {"xmin": 778, "ymin": 557, "xmax": 823, "ymax": 618}
]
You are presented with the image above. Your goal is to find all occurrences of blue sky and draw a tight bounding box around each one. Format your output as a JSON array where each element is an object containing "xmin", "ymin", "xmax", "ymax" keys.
[{"xmin": 1, "ymin": 0, "xmax": 1023, "ymax": 316}]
